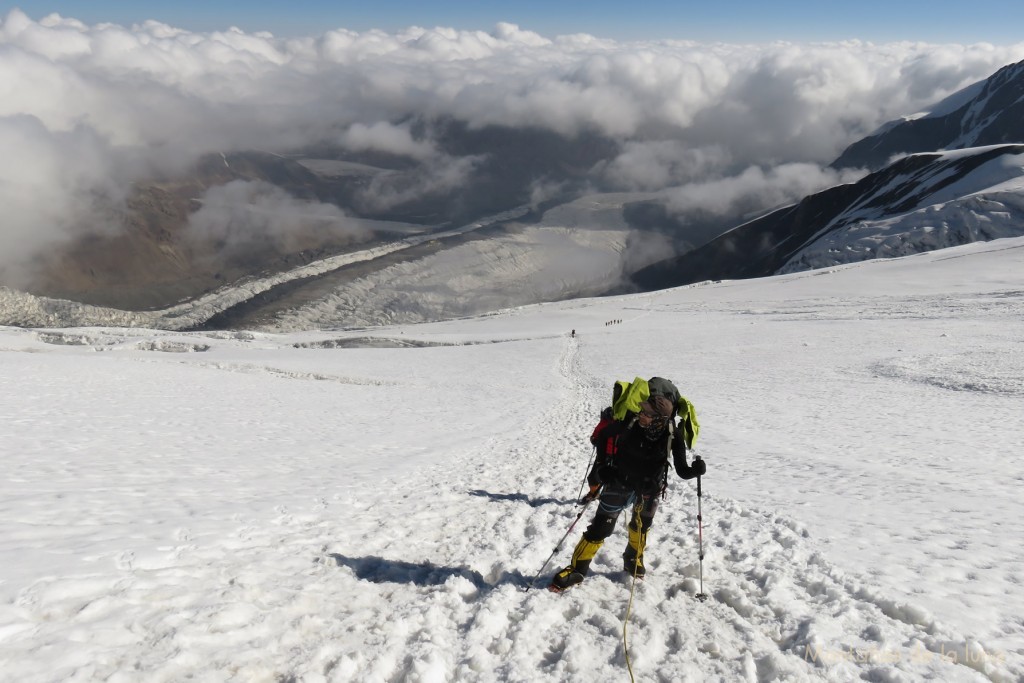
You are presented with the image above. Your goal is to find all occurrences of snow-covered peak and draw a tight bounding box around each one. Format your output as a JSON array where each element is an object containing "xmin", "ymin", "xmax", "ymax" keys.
[{"xmin": 833, "ymin": 58, "xmax": 1024, "ymax": 170}]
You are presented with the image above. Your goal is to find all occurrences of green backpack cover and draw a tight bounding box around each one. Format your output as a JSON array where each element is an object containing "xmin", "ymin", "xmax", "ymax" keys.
[{"xmin": 610, "ymin": 376, "xmax": 700, "ymax": 449}]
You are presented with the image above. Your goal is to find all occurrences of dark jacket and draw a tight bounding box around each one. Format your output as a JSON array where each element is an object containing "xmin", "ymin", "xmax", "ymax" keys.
[{"xmin": 588, "ymin": 416, "xmax": 700, "ymax": 491}]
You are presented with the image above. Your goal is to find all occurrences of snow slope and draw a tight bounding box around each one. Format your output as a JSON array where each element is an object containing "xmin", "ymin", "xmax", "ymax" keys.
[{"xmin": 1, "ymin": 237, "xmax": 1023, "ymax": 682}]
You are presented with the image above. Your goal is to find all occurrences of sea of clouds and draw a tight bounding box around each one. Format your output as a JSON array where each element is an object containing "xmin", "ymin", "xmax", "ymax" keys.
[{"xmin": 3, "ymin": 7, "xmax": 1024, "ymax": 285}]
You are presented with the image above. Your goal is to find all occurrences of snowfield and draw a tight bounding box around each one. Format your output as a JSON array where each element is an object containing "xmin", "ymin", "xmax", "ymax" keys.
[{"xmin": 1, "ymin": 237, "xmax": 1023, "ymax": 682}]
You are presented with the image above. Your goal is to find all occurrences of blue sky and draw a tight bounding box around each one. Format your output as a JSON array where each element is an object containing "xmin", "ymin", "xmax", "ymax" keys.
[{"xmin": 6, "ymin": 0, "xmax": 1024, "ymax": 43}]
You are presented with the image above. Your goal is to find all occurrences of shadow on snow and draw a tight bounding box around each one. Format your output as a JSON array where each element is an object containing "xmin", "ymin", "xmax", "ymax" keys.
[
  {"xmin": 328, "ymin": 553, "xmax": 529, "ymax": 590},
  {"xmin": 468, "ymin": 489, "xmax": 576, "ymax": 507}
]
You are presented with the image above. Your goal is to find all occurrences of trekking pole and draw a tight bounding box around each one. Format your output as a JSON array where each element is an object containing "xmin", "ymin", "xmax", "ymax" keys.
[
  {"xmin": 524, "ymin": 499, "xmax": 593, "ymax": 591},
  {"xmin": 575, "ymin": 445, "xmax": 597, "ymax": 504},
  {"xmin": 694, "ymin": 457, "xmax": 708, "ymax": 602}
]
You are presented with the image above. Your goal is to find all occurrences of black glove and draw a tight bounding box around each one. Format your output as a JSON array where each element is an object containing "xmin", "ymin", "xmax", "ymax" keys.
[
  {"xmin": 578, "ymin": 484, "xmax": 601, "ymax": 505},
  {"xmin": 691, "ymin": 457, "xmax": 706, "ymax": 476}
]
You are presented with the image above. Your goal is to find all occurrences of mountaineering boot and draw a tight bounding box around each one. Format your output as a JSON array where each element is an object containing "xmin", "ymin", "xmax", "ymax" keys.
[
  {"xmin": 549, "ymin": 566, "xmax": 585, "ymax": 592},
  {"xmin": 623, "ymin": 523, "xmax": 647, "ymax": 579},
  {"xmin": 622, "ymin": 551, "xmax": 646, "ymax": 579},
  {"xmin": 548, "ymin": 537, "xmax": 603, "ymax": 592}
]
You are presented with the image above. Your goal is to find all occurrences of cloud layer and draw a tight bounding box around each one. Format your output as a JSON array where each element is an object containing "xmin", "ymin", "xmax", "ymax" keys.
[
  {"xmin": 187, "ymin": 180, "xmax": 367, "ymax": 260},
  {"xmin": 3, "ymin": 8, "xmax": 1024, "ymax": 280}
]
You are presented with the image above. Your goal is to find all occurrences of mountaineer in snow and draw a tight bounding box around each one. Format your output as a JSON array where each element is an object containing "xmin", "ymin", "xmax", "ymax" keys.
[{"xmin": 550, "ymin": 377, "xmax": 705, "ymax": 592}]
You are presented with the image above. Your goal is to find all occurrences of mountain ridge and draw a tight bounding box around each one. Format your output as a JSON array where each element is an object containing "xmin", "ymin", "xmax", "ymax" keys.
[
  {"xmin": 631, "ymin": 57, "xmax": 1024, "ymax": 291},
  {"xmin": 832, "ymin": 60, "xmax": 1024, "ymax": 170}
]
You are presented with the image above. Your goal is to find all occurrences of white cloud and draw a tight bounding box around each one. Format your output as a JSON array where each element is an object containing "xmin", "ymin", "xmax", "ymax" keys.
[
  {"xmin": 664, "ymin": 163, "xmax": 865, "ymax": 217},
  {"xmin": 2, "ymin": 7, "xmax": 1024, "ymax": 275},
  {"xmin": 355, "ymin": 155, "xmax": 485, "ymax": 212},
  {"xmin": 597, "ymin": 141, "xmax": 731, "ymax": 191},
  {"xmin": 0, "ymin": 114, "xmax": 124, "ymax": 286},
  {"xmin": 186, "ymin": 180, "xmax": 367, "ymax": 257},
  {"xmin": 338, "ymin": 121, "xmax": 436, "ymax": 160}
]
